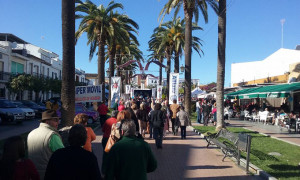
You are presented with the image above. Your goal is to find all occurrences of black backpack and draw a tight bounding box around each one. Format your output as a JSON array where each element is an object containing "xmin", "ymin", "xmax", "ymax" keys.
[{"xmin": 152, "ymin": 110, "xmax": 164, "ymax": 128}]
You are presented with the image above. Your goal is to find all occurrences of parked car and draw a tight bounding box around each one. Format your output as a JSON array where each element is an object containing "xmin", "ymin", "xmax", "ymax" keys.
[
  {"xmin": 0, "ymin": 99, "xmax": 25, "ymax": 124},
  {"xmin": 56, "ymin": 103, "xmax": 99, "ymax": 124},
  {"xmin": 19, "ymin": 100, "xmax": 46, "ymax": 117},
  {"xmin": 12, "ymin": 101, "xmax": 36, "ymax": 119}
]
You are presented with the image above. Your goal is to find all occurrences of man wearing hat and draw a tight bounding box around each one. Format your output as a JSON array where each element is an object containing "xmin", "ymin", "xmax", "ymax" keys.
[{"xmin": 27, "ymin": 110, "xmax": 64, "ymax": 180}]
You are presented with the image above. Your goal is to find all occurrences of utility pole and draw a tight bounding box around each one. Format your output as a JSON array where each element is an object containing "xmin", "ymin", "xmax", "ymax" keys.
[{"xmin": 281, "ymin": 19, "xmax": 285, "ymax": 48}]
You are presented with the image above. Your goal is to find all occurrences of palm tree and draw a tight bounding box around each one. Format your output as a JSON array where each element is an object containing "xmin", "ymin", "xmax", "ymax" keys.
[
  {"xmin": 160, "ymin": 0, "xmax": 218, "ymax": 114},
  {"xmin": 149, "ymin": 25, "xmax": 173, "ymax": 100},
  {"xmin": 61, "ymin": 0, "xmax": 75, "ymax": 126},
  {"xmin": 75, "ymin": 0, "xmax": 123, "ymax": 103},
  {"xmin": 149, "ymin": 17, "xmax": 204, "ymax": 100},
  {"xmin": 116, "ymin": 42, "xmax": 143, "ymax": 93},
  {"xmin": 163, "ymin": 17, "xmax": 204, "ymax": 73},
  {"xmin": 106, "ymin": 12, "xmax": 139, "ymax": 107},
  {"xmin": 216, "ymin": 0, "xmax": 226, "ymax": 131}
]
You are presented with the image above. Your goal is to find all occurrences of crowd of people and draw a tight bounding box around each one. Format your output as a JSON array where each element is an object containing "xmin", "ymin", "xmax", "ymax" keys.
[{"xmin": 0, "ymin": 96, "xmax": 192, "ymax": 180}]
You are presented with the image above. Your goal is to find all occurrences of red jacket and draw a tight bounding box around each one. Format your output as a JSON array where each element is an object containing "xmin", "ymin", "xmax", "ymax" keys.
[
  {"xmin": 102, "ymin": 117, "xmax": 117, "ymax": 138},
  {"xmin": 118, "ymin": 105, "xmax": 125, "ymax": 112},
  {"xmin": 97, "ymin": 104, "xmax": 108, "ymax": 115}
]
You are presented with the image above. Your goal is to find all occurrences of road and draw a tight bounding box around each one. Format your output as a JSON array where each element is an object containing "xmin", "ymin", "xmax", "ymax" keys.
[{"xmin": 0, "ymin": 119, "xmax": 39, "ymax": 141}]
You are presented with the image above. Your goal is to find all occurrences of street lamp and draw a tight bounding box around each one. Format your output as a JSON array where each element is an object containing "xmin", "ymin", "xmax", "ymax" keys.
[
  {"xmin": 180, "ymin": 64, "xmax": 185, "ymax": 73},
  {"xmin": 106, "ymin": 68, "xmax": 110, "ymax": 77}
]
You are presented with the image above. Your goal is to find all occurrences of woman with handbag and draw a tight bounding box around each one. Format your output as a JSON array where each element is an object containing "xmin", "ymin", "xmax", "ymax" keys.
[{"xmin": 102, "ymin": 110, "xmax": 131, "ymax": 175}]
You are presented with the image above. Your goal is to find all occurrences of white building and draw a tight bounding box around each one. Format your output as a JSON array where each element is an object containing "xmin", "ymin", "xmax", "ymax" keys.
[
  {"xmin": 231, "ymin": 48, "xmax": 300, "ymax": 87},
  {"xmin": 145, "ymin": 76, "xmax": 159, "ymax": 87},
  {"xmin": 0, "ymin": 33, "xmax": 87, "ymax": 101}
]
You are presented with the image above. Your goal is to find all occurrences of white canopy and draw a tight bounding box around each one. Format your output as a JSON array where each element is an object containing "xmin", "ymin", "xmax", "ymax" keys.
[{"xmin": 191, "ymin": 87, "xmax": 204, "ymax": 97}]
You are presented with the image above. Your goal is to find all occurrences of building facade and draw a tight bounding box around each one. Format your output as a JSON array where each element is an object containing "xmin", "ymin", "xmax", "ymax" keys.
[{"xmin": 0, "ymin": 33, "xmax": 87, "ymax": 101}]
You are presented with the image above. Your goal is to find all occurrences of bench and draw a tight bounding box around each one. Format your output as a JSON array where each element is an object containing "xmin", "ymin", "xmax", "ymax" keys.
[{"xmin": 205, "ymin": 129, "xmax": 252, "ymax": 173}]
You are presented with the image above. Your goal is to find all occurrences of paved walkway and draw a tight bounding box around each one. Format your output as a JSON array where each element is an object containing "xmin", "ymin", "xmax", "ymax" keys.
[
  {"xmin": 227, "ymin": 118, "xmax": 300, "ymax": 146},
  {"xmin": 92, "ymin": 125, "xmax": 261, "ymax": 180}
]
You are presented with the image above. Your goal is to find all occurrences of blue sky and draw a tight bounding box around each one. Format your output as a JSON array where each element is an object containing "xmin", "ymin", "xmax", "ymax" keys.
[{"xmin": 1, "ymin": 0, "xmax": 300, "ymax": 87}]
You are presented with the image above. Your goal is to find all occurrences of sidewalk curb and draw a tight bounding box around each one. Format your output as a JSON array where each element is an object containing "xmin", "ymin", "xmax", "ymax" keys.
[{"xmin": 190, "ymin": 126, "xmax": 278, "ymax": 180}]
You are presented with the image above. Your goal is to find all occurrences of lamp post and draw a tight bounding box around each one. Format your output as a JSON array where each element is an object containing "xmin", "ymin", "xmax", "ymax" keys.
[
  {"xmin": 180, "ymin": 64, "xmax": 185, "ymax": 73},
  {"xmin": 106, "ymin": 68, "xmax": 111, "ymax": 107},
  {"xmin": 106, "ymin": 68, "xmax": 110, "ymax": 77}
]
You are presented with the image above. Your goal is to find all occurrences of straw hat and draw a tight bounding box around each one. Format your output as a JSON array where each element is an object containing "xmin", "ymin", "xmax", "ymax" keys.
[{"xmin": 41, "ymin": 110, "xmax": 59, "ymax": 121}]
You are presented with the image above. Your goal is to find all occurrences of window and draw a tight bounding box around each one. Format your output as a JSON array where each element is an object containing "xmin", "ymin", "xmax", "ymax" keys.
[
  {"xmin": 11, "ymin": 61, "xmax": 24, "ymax": 74},
  {"xmin": 29, "ymin": 63, "xmax": 33, "ymax": 74},
  {"xmin": 34, "ymin": 65, "xmax": 39, "ymax": 75},
  {"xmin": 0, "ymin": 61, "xmax": 3, "ymax": 72},
  {"xmin": 0, "ymin": 53, "xmax": 2, "ymax": 59},
  {"xmin": 0, "ymin": 88, "xmax": 5, "ymax": 98},
  {"xmin": 47, "ymin": 68, "xmax": 49, "ymax": 77}
]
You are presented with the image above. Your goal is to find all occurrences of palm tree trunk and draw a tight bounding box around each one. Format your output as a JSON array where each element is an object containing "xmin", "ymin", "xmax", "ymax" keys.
[
  {"xmin": 98, "ymin": 34, "xmax": 106, "ymax": 103},
  {"xmin": 166, "ymin": 51, "xmax": 171, "ymax": 101},
  {"xmin": 216, "ymin": 0, "xmax": 226, "ymax": 131},
  {"xmin": 108, "ymin": 45, "xmax": 116, "ymax": 108},
  {"xmin": 174, "ymin": 51, "xmax": 179, "ymax": 73},
  {"xmin": 159, "ymin": 56, "xmax": 163, "ymax": 85},
  {"xmin": 61, "ymin": 0, "xmax": 75, "ymax": 127},
  {"xmin": 184, "ymin": 8, "xmax": 193, "ymax": 115}
]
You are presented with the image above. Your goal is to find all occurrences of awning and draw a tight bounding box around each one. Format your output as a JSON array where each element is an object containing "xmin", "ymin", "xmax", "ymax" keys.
[{"xmin": 225, "ymin": 82, "xmax": 300, "ymax": 99}]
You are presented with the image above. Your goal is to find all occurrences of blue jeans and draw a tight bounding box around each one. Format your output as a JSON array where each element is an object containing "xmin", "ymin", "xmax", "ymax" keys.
[
  {"xmin": 180, "ymin": 126, "xmax": 186, "ymax": 139},
  {"xmin": 153, "ymin": 127, "xmax": 163, "ymax": 148},
  {"xmin": 196, "ymin": 109, "xmax": 202, "ymax": 123}
]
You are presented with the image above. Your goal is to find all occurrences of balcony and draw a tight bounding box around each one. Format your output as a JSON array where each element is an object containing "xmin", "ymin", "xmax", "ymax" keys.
[{"xmin": 0, "ymin": 72, "xmax": 12, "ymax": 82}]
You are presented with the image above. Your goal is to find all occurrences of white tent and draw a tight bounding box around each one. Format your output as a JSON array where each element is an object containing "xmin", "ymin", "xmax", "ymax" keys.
[{"xmin": 191, "ymin": 87, "xmax": 204, "ymax": 98}]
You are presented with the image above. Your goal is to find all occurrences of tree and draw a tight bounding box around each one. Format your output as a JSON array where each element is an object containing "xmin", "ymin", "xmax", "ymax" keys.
[
  {"xmin": 149, "ymin": 23, "xmax": 173, "ymax": 100},
  {"xmin": 61, "ymin": 0, "xmax": 75, "ymax": 127},
  {"xmin": 160, "ymin": 0, "xmax": 218, "ymax": 114},
  {"xmin": 27, "ymin": 75, "xmax": 43, "ymax": 102},
  {"xmin": 216, "ymin": 0, "xmax": 226, "ymax": 131},
  {"xmin": 105, "ymin": 12, "xmax": 139, "ymax": 106},
  {"xmin": 8, "ymin": 74, "xmax": 30, "ymax": 100},
  {"xmin": 76, "ymin": 0, "xmax": 123, "ymax": 103}
]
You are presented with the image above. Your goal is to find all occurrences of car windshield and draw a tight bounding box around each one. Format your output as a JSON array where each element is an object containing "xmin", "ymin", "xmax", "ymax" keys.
[
  {"xmin": 22, "ymin": 101, "xmax": 37, "ymax": 106},
  {"xmin": 13, "ymin": 102, "xmax": 27, "ymax": 108},
  {"xmin": 0, "ymin": 100, "xmax": 17, "ymax": 108}
]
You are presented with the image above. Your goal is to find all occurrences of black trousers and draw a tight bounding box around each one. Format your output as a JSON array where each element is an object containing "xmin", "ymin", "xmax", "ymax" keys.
[
  {"xmin": 100, "ymin": 115, "xmax": 107, "ymax": 126},
  {"xmin": 180, "ymin": 126, "xmax": 186, "ymax": 139},
  {"xmin": 171, "ymin": 118, "xmax": 178, "ymax": 134},
  {"xmin": 203, "ymin": 113, "xmax": 209, "ymax": 126}
]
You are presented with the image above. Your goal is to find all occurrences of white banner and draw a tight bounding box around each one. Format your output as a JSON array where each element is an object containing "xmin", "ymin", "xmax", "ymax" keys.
[
  {"xmin": 152, "ymin": 88, "xmax": 156, "ymax": 98},
  {"xmin": 111, "ymin": 77, "xmax": 121, "ymax": 108},
  {"xmin": 125, "ymin": 85, "xmax": 131, "ymax": 94},
  {"xmin": 157, "ymin": 85, "xmax": 163, "ymax": 99},
  {"xmin": 169, "ymin": 73, "xmax": 179, "ymax": 104},
  {"xmin": 75, "ymin": 85, "xmax": 102, "ymax": 103},
  {"xmin": 130, "ymin": 88, "xmax": 134, "ymax": 99}
]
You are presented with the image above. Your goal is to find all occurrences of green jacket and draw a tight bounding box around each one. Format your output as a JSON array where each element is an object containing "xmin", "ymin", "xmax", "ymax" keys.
[{"xmin": 105, "ymin": 136, "xmax": 157, "ymax": 180}]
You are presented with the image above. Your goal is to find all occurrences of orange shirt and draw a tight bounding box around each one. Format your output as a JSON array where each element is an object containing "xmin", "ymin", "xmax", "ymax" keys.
[
  {"xmin": 83, "ymin": 127, "xmax": 96, "ymax": 152},
  {"xmin": 170, "ymin": 104, "xmax": 179, "ymax": 119}
]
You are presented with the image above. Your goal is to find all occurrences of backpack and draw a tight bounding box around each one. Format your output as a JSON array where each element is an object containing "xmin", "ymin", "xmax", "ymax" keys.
[{"xmin": 152, "ymin": 110, "xmax": 164, "ymax": 128}]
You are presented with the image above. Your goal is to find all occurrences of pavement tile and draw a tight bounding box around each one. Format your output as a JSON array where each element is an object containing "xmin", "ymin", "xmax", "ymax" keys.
[{"xmin": 92, "ymin": 125, "xmax": 261, "ymax": 180}]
